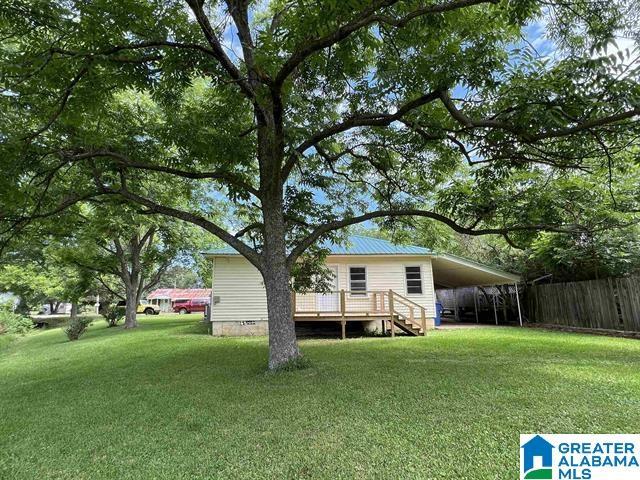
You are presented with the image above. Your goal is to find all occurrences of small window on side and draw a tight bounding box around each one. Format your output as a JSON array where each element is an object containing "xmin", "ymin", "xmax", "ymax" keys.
[
  {"xmin": 349, "ymin": 266, "xmax": 367, "ymax": 295},
  {"xmin": 405, "ymin": 266, "xmax": 423, "ymax": 295}
]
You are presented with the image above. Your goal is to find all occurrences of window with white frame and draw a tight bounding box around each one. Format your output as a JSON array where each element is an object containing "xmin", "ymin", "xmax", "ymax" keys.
[
  {"xmin": 405, "ymin": 266, "xmax": 423, "ymax": 295},
  {"xmin": 349, "ymin": 266, "xmax": 367, "ymax": 295}
]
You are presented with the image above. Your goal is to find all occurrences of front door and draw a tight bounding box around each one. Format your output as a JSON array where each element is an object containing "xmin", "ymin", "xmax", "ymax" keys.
[{"xmin": 317, "ymin": 266, "xmax": 339, "ymax": 312}]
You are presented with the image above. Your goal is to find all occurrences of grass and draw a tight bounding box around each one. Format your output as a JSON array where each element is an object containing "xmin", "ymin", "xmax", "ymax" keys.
[
  {"xmin": 1, "ymin": 315, "xmax": 640, "ymax": 479},
  {"xmin": 0, "ymin": 332, "xmax": 15, "ymax": 351}
]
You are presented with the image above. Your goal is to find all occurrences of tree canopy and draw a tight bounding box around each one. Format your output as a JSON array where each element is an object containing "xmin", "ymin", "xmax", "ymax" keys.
[
  {"xmin": 404, "ymin": 159, "xmax": 640, "ymax": 282},
  {"xmin": 0, "ymin": 223, "xmax": 95, "ymax": 314},
  {"xmin": 1, "ymin": 0, "xmax": 638, "ymax": 367}
]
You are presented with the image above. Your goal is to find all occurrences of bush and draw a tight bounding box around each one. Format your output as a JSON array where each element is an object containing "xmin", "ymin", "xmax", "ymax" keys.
[
  {"xmin": 0, "ymin": 310, "xmax": 33, "ymax": 335},
  {"xmin": 0, "ymin": 299, "xmax": 15, "ymax": 311},
  {"xmin": 101, "ymin": 304, "xmax": 125, "ymax": 327},
  {"xmin": 64, "ymin": 316, "xmax": 92, "ymax": 341}
]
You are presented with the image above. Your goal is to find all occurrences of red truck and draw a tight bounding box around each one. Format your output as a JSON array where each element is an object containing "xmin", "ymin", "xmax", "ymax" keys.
[{"xmin": 172, "ymin": 298, "xmax": 210, "ymax": 314}]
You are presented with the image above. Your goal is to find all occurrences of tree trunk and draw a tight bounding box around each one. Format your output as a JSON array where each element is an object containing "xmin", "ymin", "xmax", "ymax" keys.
[
  {"xmin": 70, "ymin": 302, "xmax": 79, "ymax": 320},
  {"xmin": 124, "ymin": 287, "xmax": 138, "ymax": 328},
  {"xmin": 117, "ymin": 236, "xmax": 143, "ymax": 329},
  {"xmin": 262, "ymin": 202, "xmax": 300, "ymax": 370},
  {"xmin": 15, "ymin": 296, "xmax": 29, "ymax": 315},
  {"xmin": 256, "ymin": 107, "xmax": 300, "ymax": 369},
  {"xmin": 262, "ymin": 256, "xmax": 300, "ymax": 369}
]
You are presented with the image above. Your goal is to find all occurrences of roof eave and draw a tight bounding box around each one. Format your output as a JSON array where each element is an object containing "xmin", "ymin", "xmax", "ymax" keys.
[
  {"xmin": 434, "ymin": 252, "xmax": 521, "ymax": 283},
  {"xmin": 325, "ymin": 253, "xmax": 432, "ymax": 257},
  {"xmin": 203, "ymin": 252, "xmax": 433, "ymax": 258}
]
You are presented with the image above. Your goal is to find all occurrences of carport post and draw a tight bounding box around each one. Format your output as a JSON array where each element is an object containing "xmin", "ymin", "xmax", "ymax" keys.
[
  {"xmin": 515, "ymin": 283, "xmax": 523, "ymax": 327},
  {"xmin": 492, "ymin": 292, "xmax": 498, "ymax": 325},
  {"xmin": 473, "ymin": 288, "xmax": 479, "ymax": 324},
  {"xmin": 453, "ymin": 288, "xmax": 459, "ymax": 322}
]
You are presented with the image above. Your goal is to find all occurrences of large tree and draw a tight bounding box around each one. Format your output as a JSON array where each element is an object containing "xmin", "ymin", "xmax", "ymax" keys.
[
  {"xmin": 1, "ymin": 0, "xmax": 639, "ymax": 368},
  {"xmin": 0, "ymin": 218, "xmax": 93, "ymax": 314},
  {"xmin": 55, "ymin": 203, "xmax": 200, "ymax": 328},
  {"xmin": 0, "ymin": 200, "xmax": 199, "ymax": 326},
  {"xmin": 0, "ymin": 242, "xmax": 95, "ymax": 316}
]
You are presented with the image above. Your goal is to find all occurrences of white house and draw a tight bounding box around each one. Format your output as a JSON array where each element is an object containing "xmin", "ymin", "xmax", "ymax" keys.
[{"xmin": 204, "ymin": 235, "xmax": 520, "ymax": 337}]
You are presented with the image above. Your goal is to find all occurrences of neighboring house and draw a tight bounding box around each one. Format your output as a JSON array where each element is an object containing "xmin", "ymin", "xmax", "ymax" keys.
[
  {"xmin": 203, "ymin": 235, "xmax": 520, "ymax": 337},
  {"xmin": 41, "ymin": 302, "xmax": 72, "ymax": 315},
  {"xmin": 146, "ymin": 288, "xmax": 212, "ymax": 312}
]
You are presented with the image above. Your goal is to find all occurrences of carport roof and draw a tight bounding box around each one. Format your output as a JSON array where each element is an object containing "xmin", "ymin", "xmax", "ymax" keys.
[
  {"xmin": 431, "ymin": 253, "xmax": 520, "ymax": 287},
  {"xmin": 203, "ymin": 235, "xmax": 520, "ymax": 286}
]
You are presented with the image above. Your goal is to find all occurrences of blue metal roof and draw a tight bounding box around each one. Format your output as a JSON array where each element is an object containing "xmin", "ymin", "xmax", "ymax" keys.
[{"xmin": 203, "ymin": 235, "xmax": 433, "ymax": 256}]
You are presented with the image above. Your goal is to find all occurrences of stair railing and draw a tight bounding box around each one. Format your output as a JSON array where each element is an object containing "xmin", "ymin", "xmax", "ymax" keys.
[{"xmin": 388, "ymin": 290, "xmax": 427, "ymax": 334}]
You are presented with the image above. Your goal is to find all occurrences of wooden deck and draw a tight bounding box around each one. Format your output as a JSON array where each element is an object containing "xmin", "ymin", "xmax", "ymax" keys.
[{"xmin": 293, "ymin": 290, "xmax": 429, "ymax": 338}]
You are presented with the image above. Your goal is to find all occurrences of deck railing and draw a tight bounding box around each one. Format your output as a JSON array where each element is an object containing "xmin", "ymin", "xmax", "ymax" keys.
[{"xmin": 293, "ymin": 290, "xmax": 391, "ymax": 315}]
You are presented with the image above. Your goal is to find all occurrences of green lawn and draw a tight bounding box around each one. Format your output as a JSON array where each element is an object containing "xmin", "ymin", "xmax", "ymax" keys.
[{"xmin": 1, "ymin": 316, "xmax": 640, "ymax": 479}]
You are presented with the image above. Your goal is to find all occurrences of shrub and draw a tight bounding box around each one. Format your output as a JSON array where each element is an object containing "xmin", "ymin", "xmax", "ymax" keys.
[
  {"xmin": 101, "ymin": 304, "xmax": 125, "ymax": 328},
  {"xmin": 0, "ymin": 299, "xmax": 15, "ymax": 311},
  {"xmin": 64, "ymin": 316, "xmax": 92, "ymax": 341},
  {"xmin": 0, "ymin": 310, "xmax": 33, "ymax": 335}
]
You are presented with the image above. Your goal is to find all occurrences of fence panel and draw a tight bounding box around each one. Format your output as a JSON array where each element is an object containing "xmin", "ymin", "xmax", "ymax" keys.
[
  {"xmin": 530, "ymin": 276, "xmax": 640, "ymax": 332},
  {"xmin": 616, "ymin": 277, "xmax": 640, "ymax": 331}
]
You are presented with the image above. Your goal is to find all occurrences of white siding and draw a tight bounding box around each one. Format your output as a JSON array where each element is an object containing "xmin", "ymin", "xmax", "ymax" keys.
[
  {"xmin": 211, "ymin": 257, "xmax": 268, "ymax": 323},
  {"xmin": 331, "ymin": 256, "xmax": 436, "ymax": 318},
  {"xmin": 211, "ymin": 255, "xmax": 437, "ymax": 322}
]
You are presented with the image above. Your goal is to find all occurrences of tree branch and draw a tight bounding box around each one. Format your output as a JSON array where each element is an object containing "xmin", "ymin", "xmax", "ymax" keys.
[
  {"xmin": 66, "ymin": 150, "xmax": 260, "ymax": 198},
  {"xmin": 287, "ymin": 209, "xmax": 578, "ymax": 265},
  {"xmin": 372, "ymin": 0, "xmax": 499, "ymax": 27},
  {"xmin": 97, "ymin": 276, "xmax": 124, "ymax": 300},
  {"xmin": 283, "ymin": 90, "xmax": 442, "ymax": 179},
  {"xmin": 141, "ymin": 260, "xmax": 172, "ymax": 296},
  {"xmin": 22, "ymin": 60, "xmax": 92, "ymax": 141},
  {"xmin": 234, "ymin": 222, "xmax": 263, "ymax": 238},
  {"xmin": 225, "ymin": 0, "xmax": 267, "ymax": 86},
  {"xmin": 185, "ymin": 0, "xmax": 259, "ymax": 105},
  {"xmin": 274, "ymin": 0, "xmax": 499, "ymax": 88},
  {"xmin": 139, "ymin": 226, "xmax": 156, "ymax": 251},
  {"xmin": 439, "ymin": 90, "xmax": 640, "ymax": 141},
  {"xmin": 112, "ymin": 237, "xmax": 131, "ymax": 282},
  {"xmin": 1, "ymin": 191, "xmax": 103, "ymax": 233},
  {"xmin": 69, "ymin": 258, "xmax": 119, "ymax": 277},
  {"xmin": 49, "ymin": 40, "xmax": 217, "ymax": 59},
  {"xmin": 99, "ymin": 178, "xmax": 262, "ymax": 269}
]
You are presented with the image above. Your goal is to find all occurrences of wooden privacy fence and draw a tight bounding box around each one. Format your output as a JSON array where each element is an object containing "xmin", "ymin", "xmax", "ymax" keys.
[{"xmin": 529, "ymin": 276, "xmax": 640, "ymax": 332}]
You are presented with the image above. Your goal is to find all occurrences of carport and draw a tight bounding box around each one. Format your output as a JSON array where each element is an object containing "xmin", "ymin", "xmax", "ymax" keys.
[{"xmin": 430, "ymin": 253, "xmax": 523, "ymax": 326}]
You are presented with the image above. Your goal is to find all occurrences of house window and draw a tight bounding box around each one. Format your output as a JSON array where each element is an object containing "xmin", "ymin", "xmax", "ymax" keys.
[
  {"xmin": 349, "ymin": 266, "xmax": 367, "ymax": 295},
  {"xmin": 405, "ymin": 266, "xmax": 423, "ymax": 295}
]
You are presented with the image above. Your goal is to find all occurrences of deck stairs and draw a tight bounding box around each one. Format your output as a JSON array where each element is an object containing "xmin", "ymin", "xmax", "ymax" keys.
[
  {"xmin": 385, "ymin": 291, "xmax": 428, "ymax": 336},
  {"xmin": 388, "ymin": 312, "xmax": 425, "ymax": 336}
]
